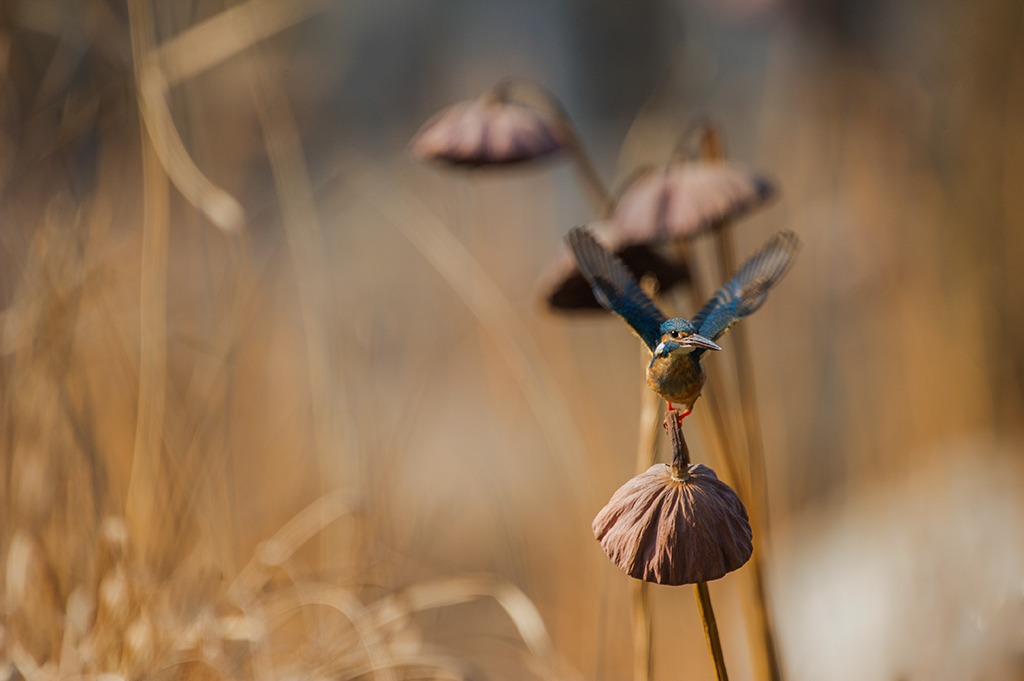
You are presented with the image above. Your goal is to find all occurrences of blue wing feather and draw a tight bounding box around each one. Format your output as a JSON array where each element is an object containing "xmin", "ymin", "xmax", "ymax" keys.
[
  {"xmin": 693, "ymin": 231, "xmax": 800, "ymax": 349},
  {"xmin": 568, "ymin": 228, "xmax": 667, "ymax": 352}
]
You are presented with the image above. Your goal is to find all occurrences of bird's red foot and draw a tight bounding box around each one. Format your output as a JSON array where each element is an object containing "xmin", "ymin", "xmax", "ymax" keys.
[
  {"xmin": 666, "ymin": 402, "xmax": 692, "ymax": 424},
  {"xmin": 665, "ymin": 402, "xmax": 691, "ymax": 424}
]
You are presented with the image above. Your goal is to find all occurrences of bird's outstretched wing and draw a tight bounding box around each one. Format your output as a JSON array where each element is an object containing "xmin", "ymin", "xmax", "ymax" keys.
[
  {"xmin": 568, "ymin": 227, "xmax": 667, "ymax": 352},
  {"xmin": 692, "ymin": 230, "xmax": 800, "ymax": 345}
]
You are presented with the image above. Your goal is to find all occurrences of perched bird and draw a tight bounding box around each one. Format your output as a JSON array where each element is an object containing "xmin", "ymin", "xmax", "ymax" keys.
[{"xmin": 568, "ymin": 227, "xmax": 800, "ymax": 419}]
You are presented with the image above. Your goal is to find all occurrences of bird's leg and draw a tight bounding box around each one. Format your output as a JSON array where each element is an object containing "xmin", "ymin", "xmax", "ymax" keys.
[{"xmin": 666, "ymin": 401, "xmax": 691, "ymax": 424}]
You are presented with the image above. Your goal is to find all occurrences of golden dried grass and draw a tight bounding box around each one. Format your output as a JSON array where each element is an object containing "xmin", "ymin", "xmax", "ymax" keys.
[
  {"xmin": 0, "ymin": 4, "xmax": 584, "ymax": 681},
  {"xmin": 2, "ymin": 2, "xmax": 1024, "ymax": 681}
]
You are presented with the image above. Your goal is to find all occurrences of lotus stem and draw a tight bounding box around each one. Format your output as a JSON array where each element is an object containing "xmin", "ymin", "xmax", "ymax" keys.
[
  {"xmin": 566, "ymin": 140, "xmax": 614, "ymax": 216},
  {"xmin": 711, "ymin": 224, "xmax": 767, "ymax": 519},
  {"xmin": 699, "ymin": 124, "xmax": 784, "ymax": 681},
  {"xmin": 631, "ymin": 578, "xmax": 653, "ymax": 681},
  {"xmin": 492, "ymin": 78, "xmax": 613, "ymax": 215},
  {"xmin": 694, "ymin": 582, "xmax": 729, "ymax": 681},
  {"xmin": 665, "ymin": 414, "xmax": 729, "ymax": 681}
]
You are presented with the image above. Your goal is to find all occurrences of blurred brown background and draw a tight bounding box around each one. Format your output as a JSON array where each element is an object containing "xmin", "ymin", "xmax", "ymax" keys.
[{"xmin": 1, "ymin": 1, "xmax": 1023, "ymax": 680}]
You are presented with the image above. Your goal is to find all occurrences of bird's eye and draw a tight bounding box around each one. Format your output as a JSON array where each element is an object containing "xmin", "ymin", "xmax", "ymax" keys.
[{"xmin": 670, "ymin": 330, "xmax": 680, "ymax": 339}]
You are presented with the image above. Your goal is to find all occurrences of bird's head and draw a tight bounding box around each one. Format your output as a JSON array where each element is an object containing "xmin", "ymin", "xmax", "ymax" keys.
[{"xmin": 654, "ymin": 319, "xmax": 722, "ymax": 358}]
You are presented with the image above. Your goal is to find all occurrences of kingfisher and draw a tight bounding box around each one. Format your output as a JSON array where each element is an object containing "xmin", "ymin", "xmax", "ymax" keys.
[{"xmin": 568, "ymin": 228, "xmax": 800, "ymax": 420}]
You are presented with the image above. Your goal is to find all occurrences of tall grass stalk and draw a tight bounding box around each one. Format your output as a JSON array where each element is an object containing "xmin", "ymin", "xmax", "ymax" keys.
[
  {"xmin": 246, "ymin": 49, "xmax": 347, "ymax": 495},
  {"xmin": 125, "ymin": 0, "xmax": 170, "ymax": 564},
  {"xmin": 154, "ymin": 0, "xmax": 330, "ymax": 86},
  {"xmin": 134, "ymin": 0, "xmax": 333, "ymax": 235},
  {"xmin": 133, "ymin": 21, "xmax": 243, "ymax": 231}
]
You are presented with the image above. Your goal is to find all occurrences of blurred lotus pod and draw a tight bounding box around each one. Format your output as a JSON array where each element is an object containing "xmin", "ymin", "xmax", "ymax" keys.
[
  {"xmin": 411, "ymin": 81, "xmax": 572, "ymax": 166},
  {"xmin": 612, "ymin": 162, "xmax": 775, "ymax": 244},
  {"xmin": 541, "ymin": 222, "xmax": 689, "ymax": 311},
  {"xmin": 593, "ymin": 463, "xmax": 752, "ymax": 585}
]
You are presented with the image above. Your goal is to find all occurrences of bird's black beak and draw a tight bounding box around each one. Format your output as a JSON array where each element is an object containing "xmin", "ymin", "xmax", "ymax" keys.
[{"xmin": 682, "ymin": 334, "xmax": 722, "ymax": 352}]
